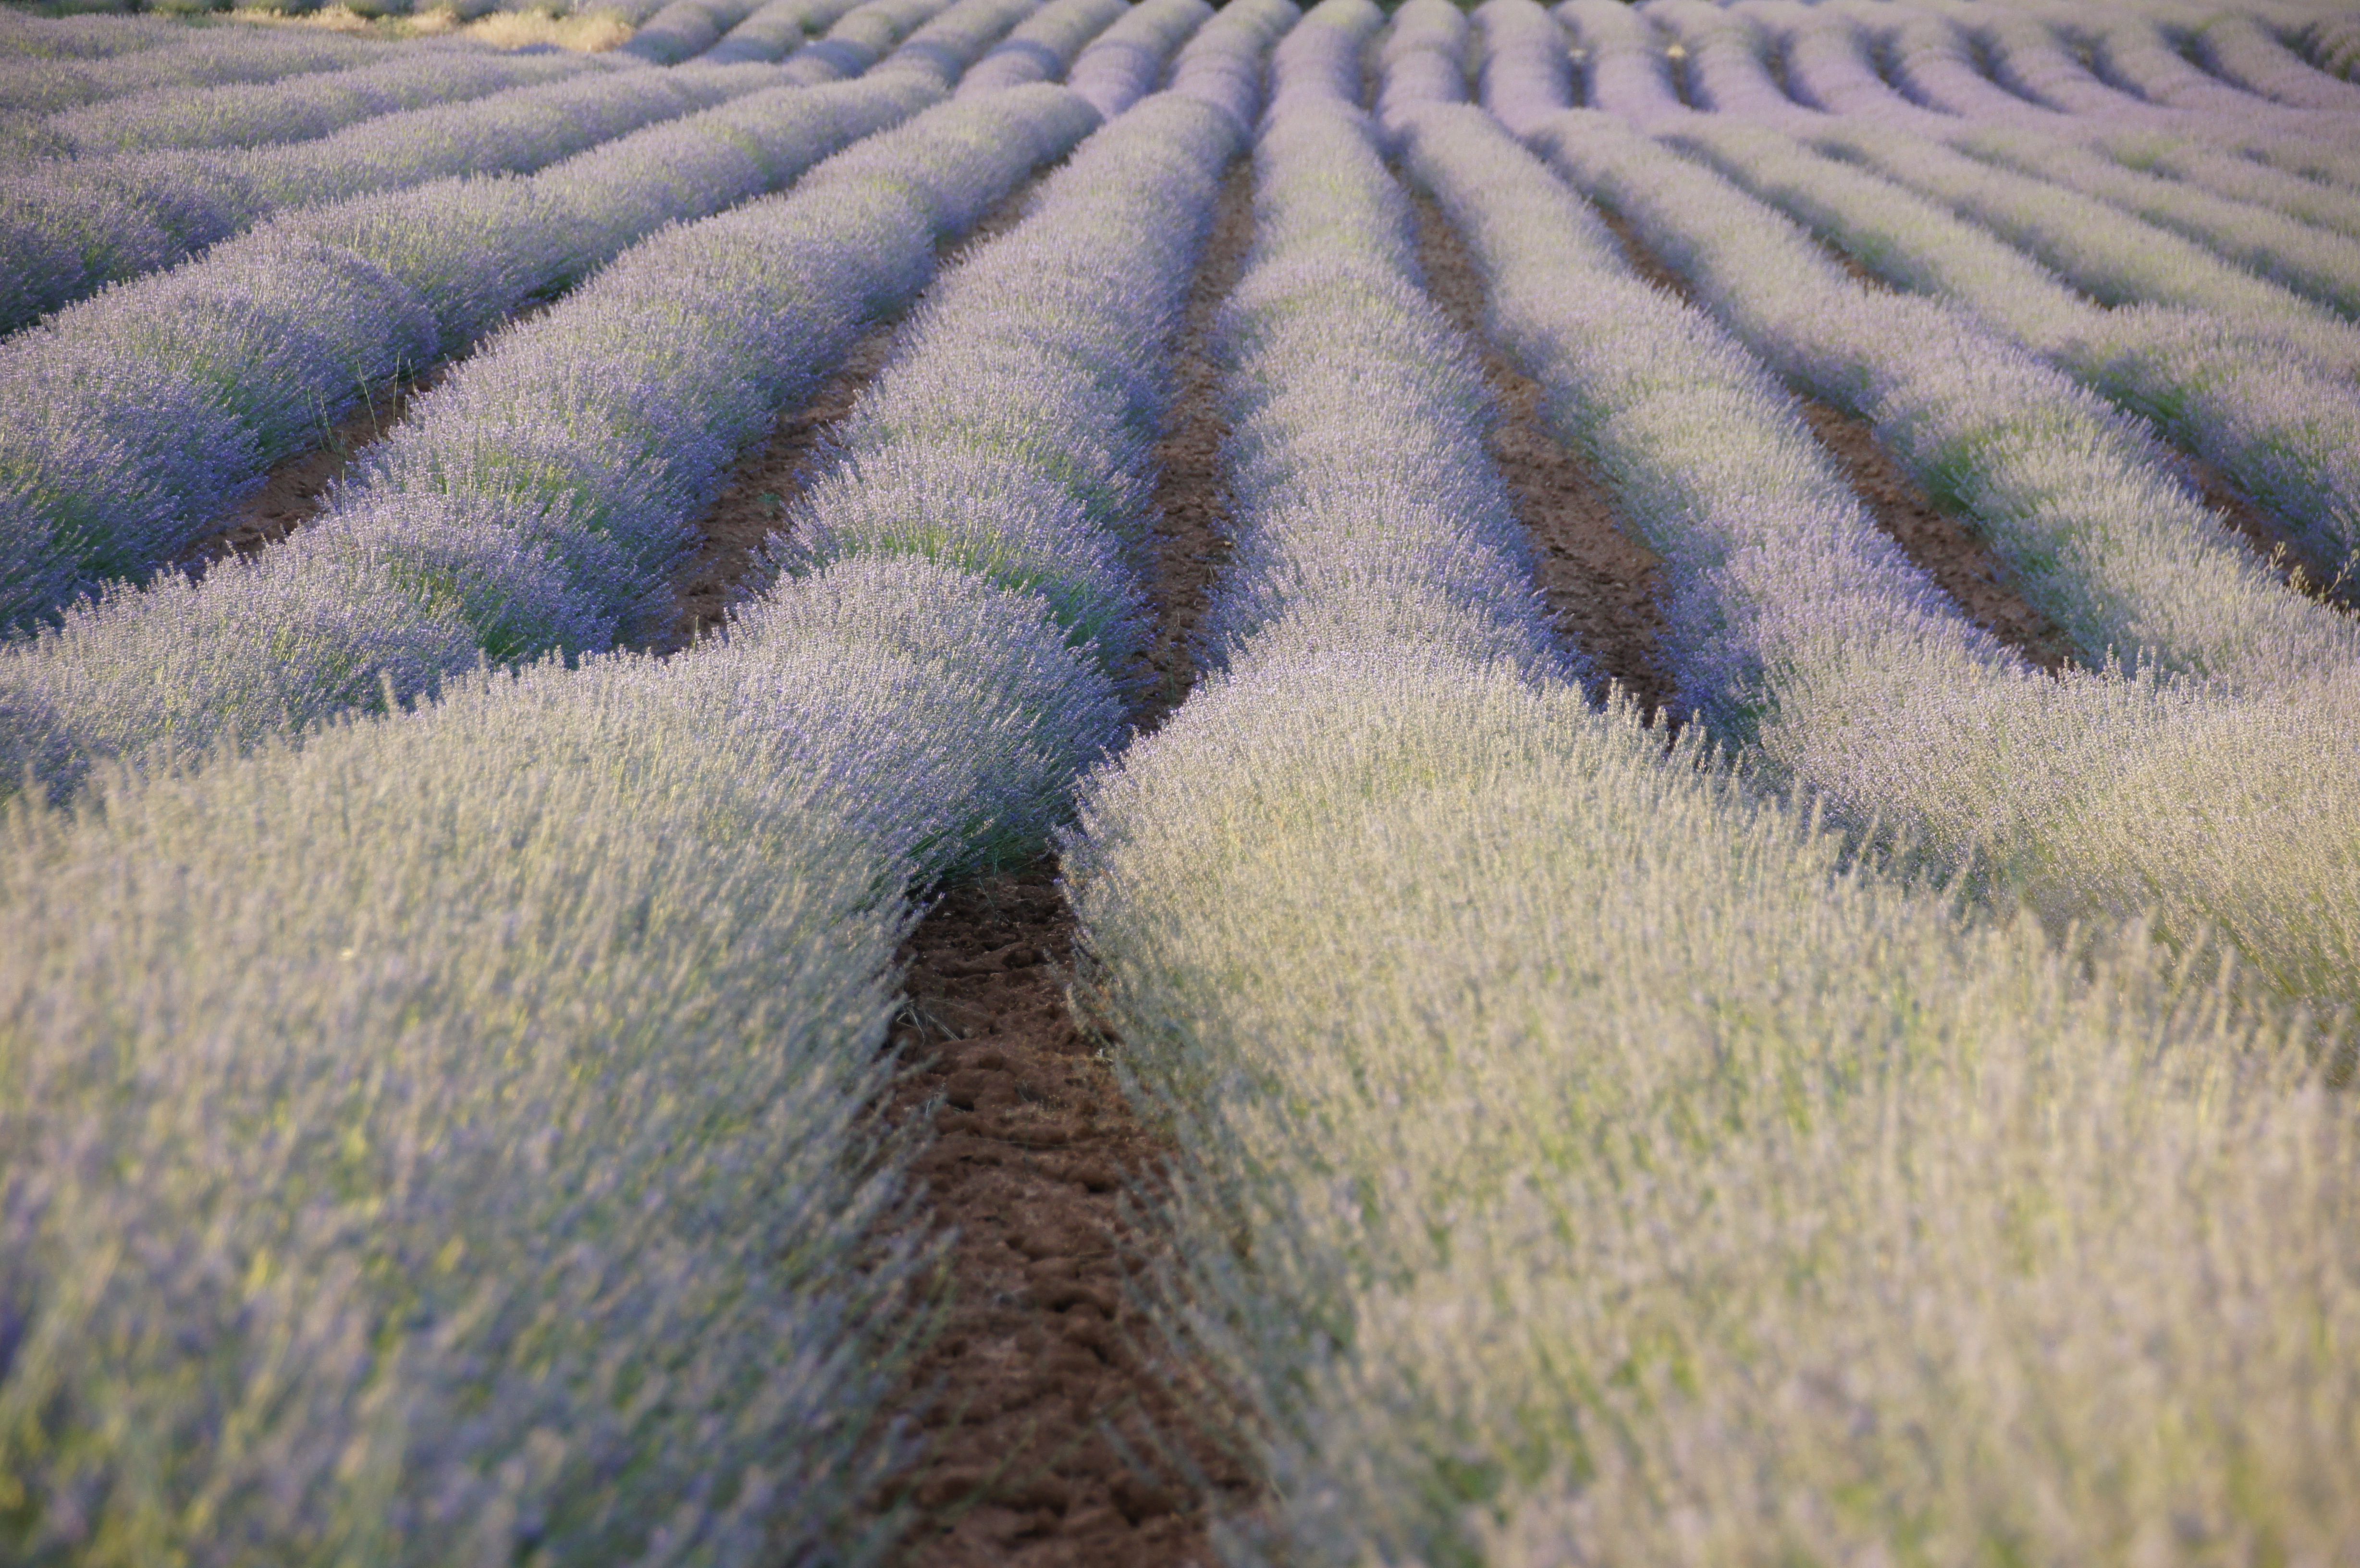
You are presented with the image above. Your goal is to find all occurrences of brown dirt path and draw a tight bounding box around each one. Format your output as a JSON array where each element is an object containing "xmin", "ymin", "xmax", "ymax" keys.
[
  {"xmin": 860, "ymin": 161, "xmax": 1262, "ymax": 1568},
  {"xmin": 1594, "ymin": 207, "xmax": 2077, "ymax": 671},
  {"xmin": 1410, "ymin": 191, "xmax": 1681, "ymax": 721},
  {"xmin": 1136, "ymin": 162, "xmax": 1252, "ymax": 731}
]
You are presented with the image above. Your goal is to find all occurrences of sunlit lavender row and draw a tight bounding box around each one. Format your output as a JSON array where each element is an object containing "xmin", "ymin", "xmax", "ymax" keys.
[
  {"xmin": 1067, "ymin": 10, "xmax": 2360, "ymax": 1568},
  {"xmin": 0, "ymin": 0, "xmax": 981, "ymax": 334},
  {"xmin": 0, "ymin": 0, "xmax": 2357, "ymax": 1560},
  {"xmin": 0, "ymin": 72, "xmax": 1119, "ymax": 797}
]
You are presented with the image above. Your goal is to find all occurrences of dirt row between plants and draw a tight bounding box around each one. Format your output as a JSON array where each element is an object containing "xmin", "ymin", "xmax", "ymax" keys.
[
  {"xmin": 857, "ymin": 163, "xmax": 1261, "ymax": 1568},
  {"xmin": 1409, "ymin": 190, "xmax": 1682, "ymax": 721},
  {"xmin": 1593, "ymin": 205, "xmax": 2079, "ymax": 672}
]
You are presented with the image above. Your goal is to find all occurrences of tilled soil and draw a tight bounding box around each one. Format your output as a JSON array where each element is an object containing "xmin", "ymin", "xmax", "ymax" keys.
[
  {"xmin": 1595, "ymin": 206, "xmax": 2077, "ymax": 671},
  {"xmin": 874, "ymin": 868, "xmax": 1251, "ymax": 1568},
  {"xmin": 860, "ymin": 159, "xmax": 1262, "ymax": 1568},
  {"xmin": 1411, "ymin": 191, "xmax": 1682, "ymax": 721},
  {"xmin": 1136, "ymin": 162, "xmax": 1253, "ymax": 732},
  {"xmin": 656, "ymin": 318, "xmax": 898, "ymax": 653}
]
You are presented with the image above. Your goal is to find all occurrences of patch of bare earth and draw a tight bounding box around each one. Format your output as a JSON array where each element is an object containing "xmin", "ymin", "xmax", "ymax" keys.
[
  {"xmin": 1411, "ymin": 191, "xmax": 1681, "ymax": 721},
  {"xmin": 1595, "ymin": 207, "xmax": 2077, "ymax": 671},
  {"xmin": 860, "ymin": 161, "xmax": 1262, "ymax": 1568}
]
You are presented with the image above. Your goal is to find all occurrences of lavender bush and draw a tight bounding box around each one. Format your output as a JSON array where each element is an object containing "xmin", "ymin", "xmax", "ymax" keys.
[
  {"xmin": 0, "ymin": 79, "xmax": 1097, "ymax": 795},
  {"xmin": 1063, "ymin": 0, "xmax": 1211, "ymax": 119},
  {"xmin": 37, "ymin": 44, "xmax": 589, "ymax": 157},
  {"xmin": 1059, "ymin": 27, "xmax": 2360, "ymax": 1564},
  {"xmin": 955, "ymin": 0, "xmax": 1124, "ymax": 96},
  {"xmin": 698, "ymin": 0, "xmax": 866, "ymax": 64}
]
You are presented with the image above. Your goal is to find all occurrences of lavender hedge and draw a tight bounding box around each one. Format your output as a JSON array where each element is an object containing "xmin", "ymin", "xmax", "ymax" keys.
[{"xmin": 0, "ymin": 80, "xmax": 1098, "ymax": 798}]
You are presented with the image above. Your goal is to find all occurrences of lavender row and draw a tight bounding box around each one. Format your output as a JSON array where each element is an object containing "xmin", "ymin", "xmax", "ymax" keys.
[
  {"xmin": 620, "ymin": 0, "xmax": 766, "ymax": 63},
  {"xmin": 0, "ymin": 80, "xmax": 1099, "ymax": 800},
  {"xmin": 1196, "ymin": 0, "xmax": 1562, "ymax": 677},
  {"xmin": 0, "ymin": 19, "xmax": 388, "ymax": 120},
  {"xmin": 0, "ymin": 0, "xmax": 969, "ymax": 332},
  {"xmin": 698, "ymin": 0, "xmax": 872, "ymax": 63},
  {"xmin": 1063, "ymin": 0, "xmax": 1212, "ymax": 118},
  {"xmin": 1447, "ymin": 19, "xmax": 2360, "ymax": 1009},
  {"xmin": 1164, "ymin": 0, "xmax": 1296, "ymax": 130},
  {"xmin": 0, "ymin": 617, "xmax": 937, "ymax": 1568},
  {"xmin": 956, "ymin": 0, "xmax": 1125, "ymax": 96},
  {"xmin": 715, "ymin": 0, "xmax": 946, "ymax": 68},
  {"xmin": 26, "ymin": 39, "xmax": 594, "ymax": 159},
  {"xmin": 1684, "ymin": 122, "xmax": 2360, "ymax": 591},
  {"xmin": 0, "ymin": 59, "xmax": 1294, "ymax": 1560},
  {"xmin": 1525, "ymin": 103, "xmax": 2358, "ymax": 695},
  {"xmin": 1067, "ymin": 21, "xmax": 2353, "ymax": 1560},
  {"xmin": 2, "ymin": 61, "xmax": 761, "ymax": 335},
  {"xmin": 0, "ymin": 0, "xmax": 1046, "ymax": 632},
  {"xmin": 751, "ymin": 80, "xmax": 1257, "ymax": 868}
]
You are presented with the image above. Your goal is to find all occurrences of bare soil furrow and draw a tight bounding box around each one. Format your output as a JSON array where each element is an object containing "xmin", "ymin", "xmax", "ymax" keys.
[
  {"xmin": 1412, "ymin": 189, "xmax": 1681, "ymax": 719},
  {"xmin": 173, "ymin": 367, "xmax": 442, "ymax": 577},
  {"xmin": 1136, "ymin": 161, "xmax": 1252, "ymax": 731},
  {"xmin": 864, "ymin": 158, "xmax": 1261, "ymax": 1568},
  {"xmin": 1596, "ymin": 205, "xmax": 2077, "ymax": 671},
  {"xmin": 874, "ymin": 866, "xmax": 1251, "ymax": 1568}
]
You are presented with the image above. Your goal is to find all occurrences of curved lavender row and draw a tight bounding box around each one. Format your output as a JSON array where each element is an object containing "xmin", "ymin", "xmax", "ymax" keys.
[
  {"xmin": 1421, "ymin": 93, "xmax": 2360, "ymax": 1006},
  {"xmin": 0, "ymin": 62, "xmax": 766, "ymax": 336},
  {"xmin": 0, "ymin": 83, "xmax": 1098, "ymax": 800},
  {"xmin": 1164, "ymin": 0, "xmax": 1297, "ymax": 131},
  {"xmin": 696, "ymin": 0, "xmax": 868, "ymax": 63},
  {"xmin": 753, "ymin": 86, "xmax": 1255, "ymax": 865},
  {"xmin": 0, "ymin": 23, "xmax": 388, "ymax": 121},
  {"xmin": 0, "ymin": 630, "xmax": 949, "ymax": 1567},
  {"xmin": 1208, "ymin": 0, "xmax": 1562, "ymax": 678},
  {"xmin": 621, "ymin": 0, "xmax": 765, "ymax": 63},
  {"xmin": 1062, "ymin": 0, "xmax": 1211, "ymax": 119},
  {"xmin": 1869, "ymin": 2, "xmax": 2360, "ymax": 190},
  {"xmin": 956, "ymin": 0, "xmax": 1124, "ymax": 96},
  {"xmin": 0, "ymin": 75, "xmax": 926, "ymax": 627},
  {"xmin": 0, "ymin": 0, "xmax": 1047, "ymax": 633},
  {"xmin": 1531, "ymin": 110, "xmax": 2360, "ymax": 690},
  {"xmin": 0, "ymin": 83, "xmax": 1278, "ymax": 1554},
  {"xmin": 32, "ymin": 42, "xmax": 592, "ymax": 158},
  {"xmin": 1655, "ymin": 0, "xmax": 2360, "ymax": 308},
  {"xmin": 1556, "ymin": 0, "xmax": 1684, "ymax": 126},
  {"xmin": 1935, "ymin": 121, "xmax": 2360, "ymax": 320},
  {"xmin": 2193, "ymin": 10, "xmax": 2360, "ymax": 110},
  {"xmin": 1656, "ymin": 120, "xmax": 2360, "ymax": 585},
  {"xmin": 1471, "ymin": 0, "xmax": 1570, "ymax": 136},
  {"xmin": 742, "ymin": 0, "xmax": 949, "ymax": 72},
  {"xmin": 1373, "ymin": 0, "xmax": 1467, "ymax": 137},
  {"xmin": 1804, "ymin": 118, "xmax": 2360, "ymax": 374},
  {"xmin": 1064, "ymin": 26, "xmax": 2356, "ymax": 1558},
  {"xmin": 1747, "ymin": 0, "xmax": 2360, "ymax": 238},
  {"xmin": 1636, "ymin": 0, "xmax": 2360, "ymax": 349},
  {"xmin": 1741, "ymin": 0, "xmax": 1956, "ymax": 131}
]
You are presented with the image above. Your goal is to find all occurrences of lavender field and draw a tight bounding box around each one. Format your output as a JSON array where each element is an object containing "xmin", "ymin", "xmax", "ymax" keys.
[{"xmin": 1, "ymin": 0, "xmax": 2357, "ymax": 1562}]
